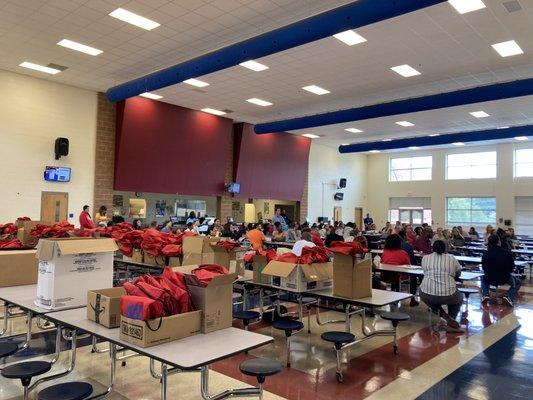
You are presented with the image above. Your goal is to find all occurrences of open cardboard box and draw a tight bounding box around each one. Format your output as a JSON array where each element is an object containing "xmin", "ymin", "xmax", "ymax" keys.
[
  {"xmin": 262, "ymin": 260, "xmax": 333, "ymax": 292},
  {"xmin": 181, "ymin": 236, "xmax": 219, "ymax": 266},
  {"xmin": 87, "ymin": 287, "xmax": 126, "ymax": 328},
  {"xmin": 16, "ymin": 220, "xmax": 50, "ymax": 247},
  {"xmin": 332, "ymin": 255, "xmax": 372, "ymax": 299},
  {"xmin": 0, "ymin": 249, "xmax": 39, "ymax": 287},
  {"xmin": 35, "ymin": 238, "xmax": 117, "ymax": 309},
  {"xmin": 209, "ymin": 242, "xmax": 248, "ymax": 273},
  {"xmin": 252, "ymin": 255, "xmax": 269, "ymax": 284},
  {"xmin": 172, "ymin": 265, "xmax": 237, "ymax": 333}
]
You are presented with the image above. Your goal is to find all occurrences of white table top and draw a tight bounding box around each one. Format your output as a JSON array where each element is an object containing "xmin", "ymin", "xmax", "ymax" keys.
[
  {"xmin": 304, "ymin": 288, "xmax": 412, "ymax": 307},
  {"xmin": 376, "ymin": 264, "xmax": 483, "ymax": 281},
  {"xmin": 45, "ymin": 308, "xmax": 273, "ymax": 369},
  {"xmin": 0, "ymin": 284, "xmax": 83, "ymax": 314}
]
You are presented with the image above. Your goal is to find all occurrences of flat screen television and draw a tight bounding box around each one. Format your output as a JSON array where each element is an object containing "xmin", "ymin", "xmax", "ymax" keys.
[
  {"xmin": 226, "ymin": 182, "xmax": 240, "ymax": 194},
  {"xmin": 44, "ymin": 166, "xmax": 71, "ymax": 182}
]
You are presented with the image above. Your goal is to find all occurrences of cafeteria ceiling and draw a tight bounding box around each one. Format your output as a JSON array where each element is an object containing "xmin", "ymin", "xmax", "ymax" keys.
[{"xmin": 1, "ymin": 0, "xmax": 533, "ymax": 149}]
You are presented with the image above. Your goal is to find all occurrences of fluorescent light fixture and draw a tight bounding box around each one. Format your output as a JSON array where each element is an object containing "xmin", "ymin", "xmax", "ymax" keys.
[
  {"xmin": 139, "ymin": 92, "xmax": 162, "ymax": 100},
  {"xmin": 57, "ymin": 39, "xmax": 102, "ymax": 56},
  {"xmin": 429, "ymin": 133, "xmax": 440, "ymax": 137},
  {"xmin": 448, "ymin": 0, "xmax": 486, "ymax": 14},
  {"xmin": 19, "ymin": 61, "xmax": 61, "ymax": 75},
  {"xmin": 109, "ymin": 8, "xmax": 160, "ymax": 30},
  {"xmin": 369, "ymin": 150, "xmax": 381, "ymax": 153},
  {"xmin": 408, "ymin": 146, "xmax": 420, "ymax": 150},
  {"xmin": 341, "ymin": 143, "xmax": 349, "ymax": 146},
  {"xmin": 246, "ymin": 98, "xmax": 273, "ymax": 107},
  {"xmin": 492, "ymin": 40, "xmax": 523, "ymax": 58},
  {"xmin": 390, "ymin": 64, "xmax": 421, "ymax": 77},
  {"xmin": 302, "ymin": 85, "xmax": 330, "ymax": 95},
  {"xmin": 302, "ymin": 134, "xmax": 321, "ymax": 139},
  {"xmin": 333, "ymin": 30, "xmax": 367, "ymax": 46},
  {"xmin": 239, "ymin": 60, "xmax": 269, "ymax": 72},
  {"xmin": 515, "ymin": 136, "xmax": 528, "ymax": 141},
  {"xmin": 498, "ymin": 126, "xmax": 510, "ymax": 129},
  {"xmin": 382, "ymin": 139, "xmax": 392, "ymax": 142},
  {"xmin": 201, "ymin": 108, "xmax": 226, "ymax": 116},
  {"xmin": 453, "ymin": 142, "xmax": 465, "ymax": 146},
  {"xmin": 183, "ymin": 78, "xmax": 209, "ymax": 88},
  {"xmin": 470, "ymin": 111, "xmax": 490, "ymax": 118},
  {"xmin": 345, "ymin": 128, "xmax": 363, "ymax": 133},
  {"xmin": 396, "ymin": 121, "xmax": 415, "ymax": 127}
]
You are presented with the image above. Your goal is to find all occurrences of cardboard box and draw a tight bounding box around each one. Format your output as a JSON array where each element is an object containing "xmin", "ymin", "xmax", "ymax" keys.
[
  {"xmin": 16, "ymin": 221, "xmax": 50, "ymax": 247},
  {"xmin": 15, "ymin": 220, "xmax": 49, "ymax": 229},
  {"xmin": 181, "ymin": 236, "xmax": 219, "ymax": 266},
  {"xmin": 252, "ymin": 255, "xmax": 269, "ymax": 284},
  {"xmin": 87, "ymin": 287, "xmax": 126, "ymax": 328},
  {"xmin": 173, "ymin": 265, "xmax": 237, "ymax": 333},
  {"xmin": 262, "ymin": 261, "xmax": 333, "ymax": 293},
  {"xmin": 120, "ymin": 310, "xmax": 201, "ymax": 348},
  {"xmin": 332, "ymin": 255, "xmax": 372, "ymax": 299},
  {"xmin": 143, "ymin": 252, "xmax": 166, "ymax": 266},
  {"xmin": 167, "ymin": 256, "xmax": 181, "ymax": 267},
  {"xmin": 209, "ymin": 243, "xmax": 248, "ymax": 269},
  {"xmin": 0, "ymin": 249, "xmax": 39, "ymax": 287},
  {"xmin": 231, "ymin": 259, "xmax": 245, "ymax": 276},
  {"xmin": 131, "ymin": 249, "xmax": 143, "ymax": 263},
  {"xmin": 35, "ymin": 238, "xmax": 118, "ymax": 309}
]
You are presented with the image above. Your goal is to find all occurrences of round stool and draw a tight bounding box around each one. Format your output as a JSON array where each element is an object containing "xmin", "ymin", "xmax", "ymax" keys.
[
  {"xmin": 38, "ymin": 382, "xmax": 93, "ymax": 400},
  {"xmin": 321, "ymin": 331, "xmax": 356, "ymax": 382},
  {"xmin": 0, "ymin": 342, "xmax": 19, "ymax": 359},
  {"xmin": 233, "ymin": 311, "xmax": 261, "ymax": 331},
  {"xmin": 380, "ymin": 312, "xmax": 410, "ymax": 355},
  {"xmin": 240, "ymin": 358, "xmax": 282, "ymax": 398},
  {"xmin": 458, "ymin": 287, "xmax": 478, "ymax": 310},
  {"xmin": 1, "ymin": 361, "xmax": 52, "ymax": 400},
  {"xmin": 272, "ymin": 319, "xmax": 304, "ymax": 367}
]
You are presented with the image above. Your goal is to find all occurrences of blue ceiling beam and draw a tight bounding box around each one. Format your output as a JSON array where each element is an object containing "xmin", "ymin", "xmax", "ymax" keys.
[
  {"xmin": 255, "ymin": 78, "xmax": 533, "ymax": 133},
  {"xmin": 338, "ymin": 125, "xmax": 533, "ymax": 153},
  {"xmin": 106, "ymin": 0, "xmax": 446, "ymax": 102}
]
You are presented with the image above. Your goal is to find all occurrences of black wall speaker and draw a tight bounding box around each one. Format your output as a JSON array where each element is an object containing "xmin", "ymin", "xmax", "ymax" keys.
[
  {"xmin": 339, "ymin": 178, "xmax": 347, "ymax": 188},
  {"xmin": 55, "ymin": 138, "xmax": 69, "ymax": 160}
]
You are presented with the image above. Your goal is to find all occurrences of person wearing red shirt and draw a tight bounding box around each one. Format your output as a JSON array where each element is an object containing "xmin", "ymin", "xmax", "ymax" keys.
[
  {"xmin": 79, "ymin": 205, "xmax": 95, "ymax": 229},
  {"xmin": 414, "ymin": 228, "xmax": 434, "ymax": 254}
]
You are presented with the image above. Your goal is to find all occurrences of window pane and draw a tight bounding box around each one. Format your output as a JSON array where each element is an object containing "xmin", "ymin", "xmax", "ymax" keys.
[
  {"xmin": 448, "ymin": 210, "xmax": 471, "ymax": 223},
  {"xmin": 390, "ymin": 156, "xmax": 433, "ymax": 182},
  {"xmin": 412, "ymin": 210, "xmax": 423, "ymax": 225},
  {"xmin": 389, "ymin": 210, "xmax": 399, "ymax": 223},
  {"xmin": 447, "ymin": 166, "xmax": 467, "ymax": 180},
  {"xmin": 471, "ymin": 165, "xmax": 496, "ymax": 179},
  {"xmin": 447, "ymin": 198, "xmax": 471, "ymax": 210},
  {"xmin": 447, "ymin": 151, "xmax": 497, "ymax": 180},
  {"xmin": 471, "ymin": 197, "xmax": 496, "ymax": 210},
  {"xmin": 423, "ymin": 210, "xmax": 432, "ymax": 224},
  {"xmin": 515, "ymin": 163, "xmax": 533, "ymax": 177},
  {"xmin": 411, "ymin": 168, "xmax": 431, "ymax": 181},
  {"xmin": 471, "ymin": 210, "xmax": 496, "ymax": 224},
  {"xmin": 400, "ymin": 210, "xmax": 410, "ymax": 224},
  {"xmin": 391, "ymin": 158, "xmax": 412, "ymax": 170},
  {"xmin": 515, "ymin": 149, "xmax": 533, "ymax": 164},
  {"xmin": 470, "ymin": 152, "xmax": 496, "ymax": 166},
  {"xmin": 411, "ymin": 156, "xmax": 432, "ymax": 168},
  {"xmin": 447, "ymin": 154, "xmax": 468, "ymax": 167},
  {"xmin": 390, "ymin": 169, "xmax": 411, "ymax": 182}
]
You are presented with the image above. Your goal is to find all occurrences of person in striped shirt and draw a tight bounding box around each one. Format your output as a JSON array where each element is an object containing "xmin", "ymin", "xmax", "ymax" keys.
[{"xmin": 420, "ymin": 240, "xmax": 464, "ymax": 333}]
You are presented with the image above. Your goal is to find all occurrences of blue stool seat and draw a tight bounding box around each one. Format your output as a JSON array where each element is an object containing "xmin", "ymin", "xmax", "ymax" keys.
[
  {"xmin": 380, "ymin": 312, "xmax": 410, "ymax": 325},
  {"xmin": 240, "ymin": 358, "xmax": 283, "ymax": 383},
  {"xmin": 301, "ymin": 297, "xmax": 316, "ymax": 304},
  {"xmin": 233, "ymin": 311, "xmax": 261, "ymax": 322},
  {"xmin": 2, "ymin": 361, "xmax": 51, "ymax": 382},
  {"xmin": 0, "ymin": 342, "xmax": 19, "ymax": 358},
  {"xmin": 272, "ymin": 319, "xmax": 304, "ymax": 336},
  {"xmin": 459, "ymin": 287, "xmax": 478, "ymax": 297},
  {"xmin": 321, "ymin": 331, "xmax": 355, "ymax": 349},
  {"xmin": 38, "ymin": 382, "xmax": 93, "ymax": 400}
]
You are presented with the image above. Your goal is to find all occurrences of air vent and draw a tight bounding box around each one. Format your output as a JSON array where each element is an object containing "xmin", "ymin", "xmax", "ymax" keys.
[
  {"xmin": 222, "ymin": 109, "xmax": 234, "ymax": 114},
  {"xmin": 503, "ymin": 0, "xmax": 522, "ymax": 13},
  {"xmin": 47, "ymin": 63, "xmax": 68, "ymax": 71}
]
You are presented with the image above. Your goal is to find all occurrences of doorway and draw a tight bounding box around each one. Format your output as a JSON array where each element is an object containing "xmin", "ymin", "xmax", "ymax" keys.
[
  {"xmin": 333, "ymin": 206, "xmax": 342, "ymax": 222},
  {"xmin": 275, "ymin": 204, "xmax": 296, "ymax": 223},
  {"xmin": 354, "ymin": 207, "xmax": 363, "ymax": 229},
  {"xmin": 399, "ymin": 208, "xmax": 423, "ymax": 225},
  {"xmin": 41, "ymin": 192, "xmax": 68, "ymax": 223}
]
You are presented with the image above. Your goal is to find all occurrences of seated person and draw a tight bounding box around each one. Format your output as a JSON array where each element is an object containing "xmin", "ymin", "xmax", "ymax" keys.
[
  {"xmin": 381, "ymin": 234, "xmax": 419, "ymax": 307},
  {"xmin": 292, "ymin": 231, "xmax": 316, "ymax": 256},
  {"xmin": 380, "ymin": 222, "xmax": 391, "ymax": 234},
  {"xmin": 247, "ymin": 224, "xmax": 266, "ymax": 251},
  {"xmin": 450, "ymin": 227, "xmax": 466, "ymax": 248},
  {"xmin": 324, "ymin": 226, "xmax": 344, "ymax": 247},
  {"xmin": 419, "ymin": 240, "xmax": 464, "ymax": 333},
  {"xmin": 287, "ymin": 222, "xmax": 301, "ymax": 242},
  {"xmin": 481, "ymin": 234, "xmax": 521, "ymax": 307},
  {"xmin": 272, "ymin": 222, "xmax": 288, "ymax": 242},
  {"xmin": 468, "ymin": 227, "xmax": 480, "ymax": 240},
  {"xmin": 413, "ymin": 227, "xmax": 433, "ymax": 254}
]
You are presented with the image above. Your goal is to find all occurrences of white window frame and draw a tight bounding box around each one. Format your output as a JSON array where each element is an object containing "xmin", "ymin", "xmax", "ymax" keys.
[
  {"xmin": 388, "ymin": 156, "xmax": 432, "ymax": 182},
  {"xmin": 514, "ymin": 148, "xmax": 533, "ymax": 178},
  {"xmin": 446, "ymin": 197, "xmax": 497, "ymax": 228},
  {"xmin": 445, "ymin": 151, "xmax": 497, "ymax": 180}
]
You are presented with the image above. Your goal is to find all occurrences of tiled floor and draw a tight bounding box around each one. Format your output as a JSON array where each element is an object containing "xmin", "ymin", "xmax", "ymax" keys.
[{"xmin": 0, "ymin": 281, "xmax": 531, "ymax": 400}]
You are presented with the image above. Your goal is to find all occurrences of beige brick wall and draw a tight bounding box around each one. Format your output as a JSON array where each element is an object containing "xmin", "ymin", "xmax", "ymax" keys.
[{"xmin": 93, "ymin": 92, "xmax": 116, "ymax": 211}]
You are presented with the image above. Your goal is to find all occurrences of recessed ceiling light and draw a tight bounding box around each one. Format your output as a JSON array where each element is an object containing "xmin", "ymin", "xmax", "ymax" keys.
[
  {"xmin": 57, "ymin": 39, "xmax": 102, "ymax": 56},
  {"xmin": 239, "ymin": 60, "xmax": 269, "ymax": 72},
  {"xmin": 246, "ymin": 98, "xmax": 273, "ymax": 107},
  {"xmin": 302, "ymin": 134, "xmax": 321, "ymax": 139},
  {"xmin": 448, "ymin": 0, "xmax": 486, "ymax": 14},
  {"xmin": 109, "ymin": 8, "xmax": 160, "ymax": 30},
  {"xmin": 139, "ymin": 92, "xmax": 162, "ymax": 100},
  {"xmin": 333, "ymin": 30, "xmax": 367, "ymax": 46},
  {"xmin": 369, "ymin": 150, "xmax": 381, "ymax": 153},
  {"xmin": 497, "ymin": 126, "xmax": 510, "ymax": 129},
  {"xmin": 390, "ymin": 64, "xmax": 421, "ymax": 78},
  {"xmin": 396, "ymin": 121, "xmax": 415, "ymax": 127},
  {"xmin": 453, "ymin": 142, "xmax": 465, "ymax": 146},
  {"xmin": 408, "ymin": 146, "xmax": 420, "ymax": 150},
  {"xmin": 19, "ymin": 61, "xmax": 61, "ymax": 75},
  {"xmin": 470, "ymin": 111, "xmax": 490, "ymax": 118},
  {"xmin": 183, "ymin": 78, "xmax": 209, "ymax": 88},
  {"xmin": 302, "ymin": 85, "xmax": 330, "ymax": 95},
  {"xmin": 491, "ymin": 40, "xmax": 523, "ymax": 57},
  {"xmin": 429, "ymin": 134, "xmax": 440, "ymax": 137},
  {"xmin": 341, "ymin": 143, "xmax": 349, "ymax": 146},
  {"xmin": 515, "ymin": 136, "xmax": 528, "ymax": 141},
  {"xmin": 345, "ymin": 128, "xmax": 363, "ymax": 133},
  {"xmin": 201, "ymin": 108, "xmax": 226, "ymax": 116},
  {"xmin": 382, "ymin": 139, "xmax": 392, "ymax": 142}
]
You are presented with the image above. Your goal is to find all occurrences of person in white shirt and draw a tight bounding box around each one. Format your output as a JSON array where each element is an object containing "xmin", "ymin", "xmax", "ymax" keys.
[
  {"xmin": 292, "ymin": 231, "xmax": 316, "ymax": 256},
  {"xmin": 420, "ymin": 240, "xmax": 463, "ymax": 333}
]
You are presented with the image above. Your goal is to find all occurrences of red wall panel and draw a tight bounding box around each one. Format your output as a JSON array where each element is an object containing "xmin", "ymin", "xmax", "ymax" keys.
[
  {"xmin": 114, "ymin": 98, "xmax": 233, "ymax": 196},
  {"xmin": 233, "ymin": 123, "xmax": 311, "ymax": 201}
]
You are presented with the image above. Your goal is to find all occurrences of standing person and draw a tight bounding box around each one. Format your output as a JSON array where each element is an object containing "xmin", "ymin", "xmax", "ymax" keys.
[
  {"xmin": 481, "ymin": 234, "xmax": 520, "ymax": 307},
  {"xmin": 281, "ymin": 209, "xmax": 291, "ymax": 228},
  {"xmin": 272, "ymin": 208, "xmax": 287, "ymax": 230},
  {"xmin": 247, "ymin": 224, "xmax": 266, "ymax": 252},
  {"xmin": 363, "ymin": 213, "xmax": 373, "ymax": 230},
  {"xmin": 419, "ymin": 240, "xmax": 464, "ymax": 333},
  {"xmin": 79, "ymin": 205, "xmax": 95, "ymax": 229},
  {"xmin": 95, "ymin": 206, "xmax": 108, "ymax": 226}
]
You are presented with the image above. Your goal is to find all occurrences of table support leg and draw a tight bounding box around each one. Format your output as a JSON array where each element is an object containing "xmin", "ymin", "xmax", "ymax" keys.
[
  {"xmin": 0, "ymin": 303, "xmax": 9, "ymax": 336},
  {"xmin": 160, "ymin": 363, "xmax": 168, "ymax": 400},
  {"xmin": 314, "ymin": 299, "xmax": 346, "ymax": 326},
  {"xmin": 200, "ymin": 365, "xmax": 261, "ymax": 400},
  {"xmin": 20, "ymin": 311, "xmax": 33, "ymax": 350}
]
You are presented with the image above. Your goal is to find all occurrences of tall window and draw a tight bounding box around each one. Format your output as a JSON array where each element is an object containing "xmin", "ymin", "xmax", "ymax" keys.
[
  {"xmin": 515, "ymin": 197, "xmax": 533, "ymax": 235},
  {"xmin": 514, "ymin": 149, "xmax": 533, "ymax": 178},
  {"xmin": 389, "ymin": 156, "xmax": 432, "ymax": 182},
  {"xmin": 446, "ymin": 151, "xmax": 497, "ymax": 180},
  {"xmin": 446, "ymin": 197, "xmax": 496, "ymax": 227}
]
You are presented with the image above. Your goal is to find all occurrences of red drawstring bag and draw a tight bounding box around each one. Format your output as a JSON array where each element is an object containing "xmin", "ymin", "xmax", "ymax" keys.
[
  {"xmin": 311, "ymin": 233, "xmax": 325, "ymax": 247},
  {"xmin": 301, "ymin": 246, "xmax": 331, "ymax": 263},
  {"xmin": 136, "ymin": 281, "xmax": 174, "ymax": 316},
  {"xmin": 123, "ymin": 281, "xmax": 147, "ymax": 297},
  {"xmin": 275, "ymin": 252, "xmax": 299, "ymax": 263},
  {"xmin": 328, "ymin": 241, "xmax": 368, "ymax": 256},
  {"xmin": 162, "ymin": 268, "xmax": 187, "ymax": 291},
  {"xmin": 216, "ymin": 240, "xmax": 240, "ymax": 252},
  {"xmin": 0, "ymin": 239, "xmax": 23, "ymax": 249},
  {"xmin": 0, "ymin": 223, "xmax": 18, "ymax": 236},
  {"xmin": 191, "ymin": 264, "xmax": 229, "ymax": 287},
  {"xmin": 161, "ymin": 244, "xmax": 182, "ymax": 257},
  {"xmin": 120, "ymin": 295, "xmax": 165, "ymax": 321},
  {"xmin": 158, "ymin": 275, "xmax": 193, "ymax": 313}
]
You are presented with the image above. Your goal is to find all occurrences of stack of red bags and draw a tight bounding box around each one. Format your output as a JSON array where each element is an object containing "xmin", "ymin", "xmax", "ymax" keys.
[
  {"xmin": 243, "ymin": 248, "xmax": 277, "ymax": 263},
  {"xmin": 0, "ymin": 223, "xmax": 18, "ymax": 237},
  {"xmin": 328, "ymin": 241, "xmax": 368, "ymax": 256},
  {"xmin": 215, "ymin": 240, "xmax": 240, "ymax": 253},
  {"xmin": 0, "ymin": 239, "xmax": 23, "ymax": 249},
  {"xmin": 31, "ymin": 221, "xmax": 73, "ymax": 239},
  {"xmin": 120, "ymin": 268, "xmax": 193, "ymax": 321},
  {"xmin": 275, "ymin": 246, "xmax": 331, "ymax": 264},
  {"xmin": 190, "ymin": 264, "xmax": 229, "ymax": 287}
]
